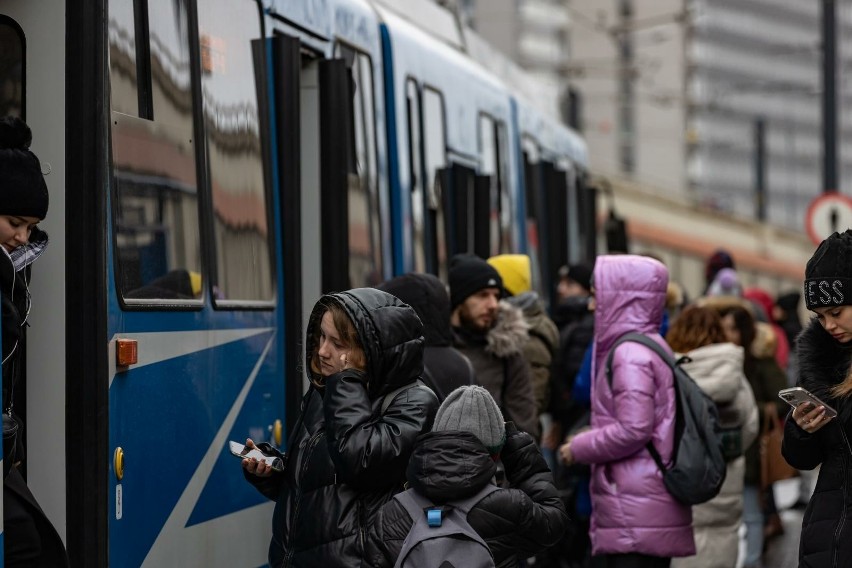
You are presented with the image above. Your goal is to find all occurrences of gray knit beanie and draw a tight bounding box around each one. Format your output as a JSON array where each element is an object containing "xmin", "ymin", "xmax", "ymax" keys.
[{"xmin": 432, "ymin": 385, "xmax": 506, "ymax": 455}]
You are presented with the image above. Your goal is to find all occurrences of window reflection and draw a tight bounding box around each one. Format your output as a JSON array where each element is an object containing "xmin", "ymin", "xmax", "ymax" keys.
[
  {"xmin": 109, "ymin": 0, "xmax": 203, "ymax": 301},
  {"xmin": 198, "ymin": 1, "xmax": 273, "ymax": 302},
  {"xmin": 344, "ymin": 48, "xmax": 382, "ymax": 288}
]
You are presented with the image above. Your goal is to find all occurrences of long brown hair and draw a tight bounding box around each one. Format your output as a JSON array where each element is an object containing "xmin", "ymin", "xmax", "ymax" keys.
[
  {"xmin": 666, "ymin": 305, "xmax": 728, "ymax": 353},
  {"xmin": 309, "ymin": 301, "xmax": 366, "ymax": 387}
]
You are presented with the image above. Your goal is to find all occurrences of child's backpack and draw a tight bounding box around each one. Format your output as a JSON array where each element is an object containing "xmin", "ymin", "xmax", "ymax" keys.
[
  {"xmin": 606, "ymin": 333, "xmax": 727, "ymax": 506},
  {"xmin": 392, "ymin": 484, "xmax": 499, "ymax": 568}
]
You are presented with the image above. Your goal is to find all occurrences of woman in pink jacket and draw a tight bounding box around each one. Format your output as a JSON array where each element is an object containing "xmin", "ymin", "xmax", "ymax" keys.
[{"xmin": 559, "ymin": 255, "xmax": 695, "ymax": 567}]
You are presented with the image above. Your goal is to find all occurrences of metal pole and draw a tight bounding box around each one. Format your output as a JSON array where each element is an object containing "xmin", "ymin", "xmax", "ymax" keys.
[
  {"xmin": 823, "ymin": 0, "xmax": 838, "ymax": 193},
  {"xmin": 755, "ymin": 118, "xmax": 766, "ymax": 220}
]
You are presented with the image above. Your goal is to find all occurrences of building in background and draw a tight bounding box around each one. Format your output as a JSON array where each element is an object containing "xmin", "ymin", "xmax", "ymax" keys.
[
  {"xmin": 569, "ymin": 0, "xmax": 852, "ymax": 231},
  {"xmin": 462, "ymin": 0, "xmax": 852, "ymax": 233}
]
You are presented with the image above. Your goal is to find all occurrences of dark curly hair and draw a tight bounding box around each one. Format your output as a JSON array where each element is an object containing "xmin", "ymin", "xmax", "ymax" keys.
[{"xmin": 666, "ymin": 305, "xmax": 728, "ymax": 353}]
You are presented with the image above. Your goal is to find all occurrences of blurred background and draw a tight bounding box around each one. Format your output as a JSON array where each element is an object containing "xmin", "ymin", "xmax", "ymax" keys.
[{"xmin": 439, "ymin": 0, "xmax": 847, "ymax": 303}]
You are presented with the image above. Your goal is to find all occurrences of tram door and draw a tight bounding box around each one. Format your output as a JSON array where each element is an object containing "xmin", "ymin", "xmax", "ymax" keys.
[
  {"xmin": 106, "ymin": 1, "xmax": 283, "ymax": 566},
  {"xmin": 0, "ymin": 4, "xmax": 68, "ymax": 565}
]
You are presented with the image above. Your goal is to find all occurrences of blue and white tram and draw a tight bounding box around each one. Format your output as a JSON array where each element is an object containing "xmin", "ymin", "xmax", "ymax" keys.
[{"xmin": 0, "ymin": 0, "xmax": 589, "ymax": 565}]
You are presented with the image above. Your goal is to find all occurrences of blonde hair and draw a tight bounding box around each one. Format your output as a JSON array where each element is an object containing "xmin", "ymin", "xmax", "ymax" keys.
[{"xmin": 309, "ymin": 301, "xmax": 366, "ymax": 387}]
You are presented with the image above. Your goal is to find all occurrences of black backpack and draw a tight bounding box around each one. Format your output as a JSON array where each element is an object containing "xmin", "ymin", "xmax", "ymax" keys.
[
  {"xmin": 392, "ymin": 484, "xmax": 498, "ymax": 568},
  {"xmin": 606, "ymin": 333, "xmax": 727, "ymax": 506}
]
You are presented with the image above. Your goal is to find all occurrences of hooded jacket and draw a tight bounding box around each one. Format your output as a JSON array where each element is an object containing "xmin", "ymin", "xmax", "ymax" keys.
[
  {"xmin": 363, "ymin": 430, "xmax": 568, "ymax": 568},
  {"xmin": 507, "ymin": 291, "xmax": 559, "ymax": 415},
  {"xmin": 377, "ymin": 273, "xmax": 474, "ymax": 402},
  {"xmin": 782, "ymin": 319, "xmax": 852, "ymax": 568},
  {"xmin": 453, "ymin": 300, "xmax": 539, "ymax": 437},
  {"xmin": 670, "ymin": 343, "xmax": 758, "ymax": 568},
  {"xmin": 568, "ymin": 255, "xmax": 695, "ymax": 558},
  {"xmin": 1, "ymin": 226, "xmax": 48, "ymax": 414},
  {"xmin": 245, "ymin": 288, "xmax": 439, "ymax": 567}
]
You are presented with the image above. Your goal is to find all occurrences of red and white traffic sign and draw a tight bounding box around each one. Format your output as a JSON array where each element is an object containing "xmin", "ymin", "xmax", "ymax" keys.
[{"xmin": 805, "ymin": 192, "xmax": 852, "ymax": 246}]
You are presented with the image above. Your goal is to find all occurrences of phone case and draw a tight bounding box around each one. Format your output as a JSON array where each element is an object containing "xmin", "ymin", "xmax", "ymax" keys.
[{"xmin": 778, "ymin": 387, "xmax": 838, "ymax": 418}]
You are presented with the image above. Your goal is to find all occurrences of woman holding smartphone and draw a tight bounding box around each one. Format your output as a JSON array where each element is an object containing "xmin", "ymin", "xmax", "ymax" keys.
[
  {"xmin": 782, "ymin": 229, "xmax": 852, "ymax": 567},
  {"xmin": 242, "ymin": 288, "xmax": 439, "ymax": 567}
]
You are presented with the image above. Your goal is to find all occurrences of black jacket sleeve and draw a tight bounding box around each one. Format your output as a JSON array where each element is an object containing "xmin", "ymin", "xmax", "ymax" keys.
[
  {"xmin": 323, "ymin": 371, "xmax": 438, "ymax": 489},
  {"xmin": 482, "ymin": 430, "xmax": 568, "ymax": 556},
  {"xmin": 782, "ymin": 411, "xmax": 827, "ymax": 471}
]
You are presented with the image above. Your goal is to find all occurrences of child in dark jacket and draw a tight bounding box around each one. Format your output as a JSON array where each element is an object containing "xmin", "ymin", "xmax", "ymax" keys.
[{"xmin": 364, "ymin": 385, "xmax": 568, "ymax": 568}]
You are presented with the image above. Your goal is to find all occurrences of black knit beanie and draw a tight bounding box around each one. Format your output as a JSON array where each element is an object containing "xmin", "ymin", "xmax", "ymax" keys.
[
  {"xmin": 448, "ymin": 253, "xmax": 503, "ymax": 310},
  {"xmin": 0, "ymin": 117, "xmax": 49, "ymax": 220},
  {"xmin": 805, "ymin": 230, "xmax": 852, "ymax": 310}
]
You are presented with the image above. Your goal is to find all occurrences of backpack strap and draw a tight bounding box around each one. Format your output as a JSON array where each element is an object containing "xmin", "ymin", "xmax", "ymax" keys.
[
  {"xmin": 604, "ymin": 332, "xmax": 676, "ymax": 474},
  {"xmin": 381, "ymin": 379, "xmax": 428, "ymax": 415},
  {"xmin": 393, "ymin": 483, "xmax": 500, "ymax": 526}
]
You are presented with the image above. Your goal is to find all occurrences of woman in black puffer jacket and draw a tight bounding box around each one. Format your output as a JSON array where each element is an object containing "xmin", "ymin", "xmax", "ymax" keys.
[
  {"xmin": 782, "ymin": 230, "xmax": 852, "ymax": 568},
  {"xmin": 364, "ymin": 385, "xmax": 568, "ymax": 568},
  {"xmin": 242, "ymin": 288, "xmax": 439, "ymax": 567}
]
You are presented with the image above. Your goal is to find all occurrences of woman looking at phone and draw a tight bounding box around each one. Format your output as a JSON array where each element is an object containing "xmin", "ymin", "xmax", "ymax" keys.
[
  {"xmin": 782, "ymin": 229, "xmax": 852, "ymax": 567},
  {"xmin": 242, "ymin": 288, "xmax": 439, "ymax": 567}
]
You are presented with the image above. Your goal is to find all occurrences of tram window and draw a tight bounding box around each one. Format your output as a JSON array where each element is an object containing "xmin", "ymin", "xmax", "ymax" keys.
[
  {"xmin": 337, "ymin": 45, "xmax": 382, "ymax": 288},
  {"xmin": 521, "ymin": 136, "xmax": 543, "ymax": 295},
  {"xmin": 406, "ymin": 79, "xmax": 425, "ymax": 273},
  {"xmin": 422, "ymin": 88, "xmax": 447, "ymax": 276},
  {"xmin": 109, "ymin": 0, "xmax": 203, "ymax": 302},
  {"xmin": 198, "ymin": 2, "xmax": 274, "ymax": 303},
  {"xmin": 478, "ymin": 114, "xmax": 511, "ymax": 256},
  {"xmin": 0, "ymin": 17, "xmax": 25, "ymax": 118}
]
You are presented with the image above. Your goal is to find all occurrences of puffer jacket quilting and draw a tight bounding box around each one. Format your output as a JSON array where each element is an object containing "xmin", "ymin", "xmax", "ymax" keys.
[
  {"xmin": 568, "ymin": 255, "xmax": 695, "ymax": 558},
  {"xmin": 364, "ymin": 430, "xmax": 568, "ymax": 568},
  {"xmin": 246, "ymin": 288, "xmax": 439, "ymax": 567}
]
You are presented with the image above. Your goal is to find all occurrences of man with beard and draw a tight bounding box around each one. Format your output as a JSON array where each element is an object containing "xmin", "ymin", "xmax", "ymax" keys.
[{"xmin": 449, "ymin": 253, "xmax": 539, "ymax": 438}]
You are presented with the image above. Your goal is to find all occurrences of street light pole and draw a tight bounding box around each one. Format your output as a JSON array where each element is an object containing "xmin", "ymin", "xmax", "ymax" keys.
[{"xmin": 823, "ymin": 0, "xmax": 837, "ymax": 193}]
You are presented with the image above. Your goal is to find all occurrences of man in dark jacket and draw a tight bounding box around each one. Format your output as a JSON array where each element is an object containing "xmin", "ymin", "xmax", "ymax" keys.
[
  {"xmin": 547, "ymin": 263, "xmax": 595, "ymax": 447},
  {"xmin": 377, "ymin": 272, "xmax": 474, "ymax": 402},
  {"xmin": 243, "ymin": 288, "xmax": 439, "ymax": 567},
  {"xmin": 364, "ymin": 385, "xmax": 568, "ymax": 568},
  {"xmin": 448, "ymin": 253, "xmax": 539, "ymax": 437}
]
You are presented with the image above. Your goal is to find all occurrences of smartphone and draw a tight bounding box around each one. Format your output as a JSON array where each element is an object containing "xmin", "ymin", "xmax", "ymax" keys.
[
  {"xmin": 228, "ymin": 441, "xmax": 285, "ymax": 472},
  {"xmin": 778, "ymin": 387, "xmax": 838, "ymax": 418}
]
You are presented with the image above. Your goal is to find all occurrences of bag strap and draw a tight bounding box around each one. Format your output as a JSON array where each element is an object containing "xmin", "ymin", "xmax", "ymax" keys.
[
  {"xmin": 604, "ymin": 332, "xmax": 675, "ymax": 474},
  {"xmin": 381, "ymin": 379, "xmax": 426, "ymax": 415},
  {"xmin": 394, "ymin": 483, "xmax": 500, "ymax": 522}
]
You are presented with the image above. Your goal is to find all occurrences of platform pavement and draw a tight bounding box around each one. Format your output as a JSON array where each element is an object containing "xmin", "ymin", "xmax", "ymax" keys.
[{"xmin": 738, "ymin": 476, "xmax": 806, "ymax": 568}]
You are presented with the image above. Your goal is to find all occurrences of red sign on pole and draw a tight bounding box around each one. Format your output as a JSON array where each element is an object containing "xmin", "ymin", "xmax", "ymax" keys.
[{"xmin": 805, "ymin": 192, "xmax": 852, "ymax": 245}]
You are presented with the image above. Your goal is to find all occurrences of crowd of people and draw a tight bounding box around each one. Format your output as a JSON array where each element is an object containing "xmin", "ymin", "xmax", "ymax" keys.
[
  {"xmin": 235, "ymin": 237, "xmax": 835, "ymax": 568},
  {"xmin": 4, "ymin": 116, "xmax": 843, "ymax": 568}
]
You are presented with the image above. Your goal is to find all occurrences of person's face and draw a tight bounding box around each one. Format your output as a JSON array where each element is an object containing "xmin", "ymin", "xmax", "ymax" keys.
[
  {"xmin": 0, "ymin": 215, "xmax": 40, "ymax": 254},
  {"xmin": 458, "ymin": 287, "xmax": 501, "ymax": 331},
  {"xmin": 721, "ymin": 313, "xmax": 741, "ymax": 346},
  {"xmin": 814, "ymin": 305, "xmax": 852, "ymax": 343},
  {"xmin": 316, "ymin": 311, "xmax": 363, "ymax": 376},
  {"xmin": 557, "ymin": 278, "xmax": 587, "ymax": 301}
]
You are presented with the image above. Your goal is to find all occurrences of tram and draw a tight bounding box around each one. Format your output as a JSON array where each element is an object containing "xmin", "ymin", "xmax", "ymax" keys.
[{"xmin": 0, "ymin": 0, "xmax": 590, "ymax": 565}]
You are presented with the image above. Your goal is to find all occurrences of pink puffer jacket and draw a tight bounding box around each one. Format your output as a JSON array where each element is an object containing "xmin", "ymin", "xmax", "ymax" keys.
[{"xmin": 569, "ymin": 255, "xmax": 695, "ymax": 558}]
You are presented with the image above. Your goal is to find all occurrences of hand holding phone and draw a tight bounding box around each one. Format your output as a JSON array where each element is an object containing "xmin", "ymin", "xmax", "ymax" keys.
[
  {"xmin": 230, "ymin": 440, "xmax": 284, "ymax": 473},
  {"xmin": 778, "ymin": 387, "xmax": 838, "ymax": 418},
  {"xmin": 779, "ymin": 387, "xmax": 836, "ymax": 434}
]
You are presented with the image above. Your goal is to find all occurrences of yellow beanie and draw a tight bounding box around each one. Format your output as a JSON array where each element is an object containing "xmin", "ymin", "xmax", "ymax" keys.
[{"xmin": 487, "ymin": 254, "xmax": 531, "ymax": 296}]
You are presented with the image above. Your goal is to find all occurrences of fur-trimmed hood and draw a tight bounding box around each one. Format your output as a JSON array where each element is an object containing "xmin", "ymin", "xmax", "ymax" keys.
[
  {"xmin": 752, "ymin": 321, "xmax": 778, "ymax": 360},
  {"xmin": 485, "ymin": 300, "xmax": 530, "ymax": 358},
  {"xmin": 797, "ymin": 318, "xmax": 852, "ymax": 421}
]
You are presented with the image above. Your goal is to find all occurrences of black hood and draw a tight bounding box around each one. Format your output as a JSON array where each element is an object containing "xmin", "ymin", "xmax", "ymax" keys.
[
  {"xmin": 376, "ymin": 273, "xmax": 453, "ymax": 346},
  {"xmin": 406, "ymin": 431, "xmax": 497, "ymax": 502},
  {"xmin": 305, "ymin": 287, "xmax": 425, "ymax": 398}
]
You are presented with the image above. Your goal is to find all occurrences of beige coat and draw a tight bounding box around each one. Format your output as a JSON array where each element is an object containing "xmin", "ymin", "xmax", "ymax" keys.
[{"xmin": 671, "ymin": 342, "xmax": 759, "ymax": 568}]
